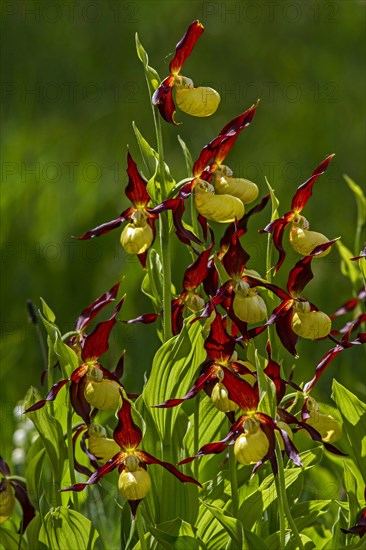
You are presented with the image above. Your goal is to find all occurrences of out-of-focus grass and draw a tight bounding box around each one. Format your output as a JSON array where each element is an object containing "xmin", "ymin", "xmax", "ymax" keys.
[{"xmin": 1, "ymin": 0, "xmax": 365, "ymax": 460}]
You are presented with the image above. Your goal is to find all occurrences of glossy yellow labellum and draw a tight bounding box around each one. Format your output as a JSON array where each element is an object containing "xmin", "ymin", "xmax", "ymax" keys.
[
  {"xmin": 234, "ymin": 429, "xmax": 269, "ymax": 465},
  {"xmin": 84, "ymin": 379, "xmax": 121, "ymax": 410},
  {"xmin": 306, "ymin": 410, "xmax": 342, "ymax": 443},
  {"xmin": 289, "ymin": 225, "xmax": 330, "ymax": 257},
  {"xmin": 194, "ymin": 181, "xmax": 244, "ymax": 223},
  {"xmin": 88, "ymin": 434, "xmax": 120, "ymax": 462},
  {"xmin": 233, "ymin": 289, "xmax": 267, "ymax": 323},
  {"xmin": 215, "ymin": 176, "xmax": 259, "ymax": 205},
  {"xmin": 175, "ymin": 86, "xmax": 220, "ymax": 117},
  {"xmin": 291, "ymin": 310, "xmax": 331, "ymax": 339},
  {"xmin": 0, "ymin": 481, "xmax": 16, "ymax": 524},
  {"xmin": 118, "ymin": 468, "xmax": 151, "ymax": 501},
  {"xmin": 120, "ymin": 223, "xmax": 153, "ymax": 255},
  {"xmin": 211, "ymin": 382, "xmax": 237, "ymax": 412}
]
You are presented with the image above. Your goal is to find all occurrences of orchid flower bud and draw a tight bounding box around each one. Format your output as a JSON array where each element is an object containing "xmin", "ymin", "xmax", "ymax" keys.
[
  {"xmin": 194, "ymin": 179, "xmax": 244, "ymax": 223},
  {"xmin": 174, "ymin": 76, "xmax": 220, "ymax": 117},
  {"xmin": 88, "ymin": 424, "xmax": 120, "ymax": 462},
  {"xmin": 291, "ymin": 302, "xmax": 331, "ymax": 339},
  {"xmin": 214, "ymin": 169, "xmax": 259, "ymax": 205},
  {"xmin": 289, "ymin": 222, "xmax": 330, "ymax": 257},
  {"xmin": 84, "ymin": 377, "xmax": 121, "ymax": 411},
  {"xmin": 211, "ymin": 382, "xmax": 237, "ymax": 412},
  {"xmin": 118, "ymin": 468, "xmax": 151, "ymax": 501},
  {"xmin": 0, "ymin": 480, "xmax": 16, "ymax": 524},
  {"xmin": 233, "ymin": 284, "xmax": 267, "ymax": 323},
  {"xmin": 234, "ymin": 420, "xmax": 269, "ymax": 465}
]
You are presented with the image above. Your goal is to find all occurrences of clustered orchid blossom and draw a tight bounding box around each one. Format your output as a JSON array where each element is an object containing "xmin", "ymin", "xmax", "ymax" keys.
[
  {"xmin": 62, "ymin": 397, "xmax": 200, "ymax": 516},
  {"xmin": 152, "ymin": 20, "xmax": 220, "ymax": 124},
  {"xmin": 76, "ymin": 153, "xmax": 157, "ymax": 268},
  {"xmin": 0, "ymin": 457, "xmax": 35, "ymax": 532}
]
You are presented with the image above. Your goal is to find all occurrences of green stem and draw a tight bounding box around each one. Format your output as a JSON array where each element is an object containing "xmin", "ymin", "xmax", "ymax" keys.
[
  {"xmin": 274, "ymin": 473, "xmax": 286, "ymax": 549},
  {"xmin": 275, "ymin": 444, "xmax": 304, "ymax": 550},
  {"xmin": 194, "ymin": 396, "xmax": 200, "ymax": 481},
  {"xmin": 135, "ymin": 507, "xmax": 147, "ymax": 550},
  {"xmin": 47, "ymin": 342, "xmax": 55, "ymax": 418},
  {"xmin": 228, "ymin": 445, "xmax": 239, "ymax": 517}
]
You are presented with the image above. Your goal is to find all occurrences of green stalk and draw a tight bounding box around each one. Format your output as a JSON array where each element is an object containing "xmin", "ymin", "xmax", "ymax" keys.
[
  {"xmin": 228, "ymin": 445, "xmax": 239, "ymax": 517},
  {"xmin": 275, "ymin": 443, "xmax": 304, "ymax": 550},
  {"xmin": 194, "ymin": 396, "xmax": 200, "ymax": 481},
  {"xmin": 274, "ymin": 473, "xmax": 286, "ymax": 549},
  {"xmin": 135, "ymin": 507, "xmax": 147, "ymax": 550}
]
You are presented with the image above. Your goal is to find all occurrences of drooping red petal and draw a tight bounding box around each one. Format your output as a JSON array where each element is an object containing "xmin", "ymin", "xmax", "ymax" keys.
[
  {"xmin": 203, "ymin": 258, "xmax": 219, "ymax": 298},
  {"xmin": 222, "ymin": 231, "xmax": 250, "ymax": 278},
  {"xmin": 291, "ymin": 154, "xmax": 334, "ymax": 213},
  {"xmin": 76, "ymin": 281, "xmax": 122, "ymax": 332},
  {"xmin": 152, "ymin": 76, "xmax": 177, "ymax": 125},
  {"xmin": 183, "ymin": 238, "xmax": 214, "ymax": 291},
  {"xmin": 125, "ymin": 152, "xmax": 151, "ymax": 207},
  {"xmin": 331, "ymin": 288, "xmax": 366, "ymax": 318},
  {"xmin": 70, "ymin": 377, "xmax": 92, "ymax": 424},
  {"xmin": 136, "ymin": 450, "xmax": 201, "ymax": 487},
  {"xmin": 193, "ymin": 135, "xmax": 224, "ymax": 177},
  {"xmin": 150, "ymin": 198, "xmax": 201, "ymax": 245},
  {"xmin": 113, "ymin": 351, "xmax": 126, "ymax": 380},
  {"xmin": 260, "ymin": 213, "xmax": 294, "ymax": 273},
  {"xmin": 25, "ymin": 379, "xmax": 70, "ymax": 413},
  {"xmin": 287, "ymin": 255, "xmax": 314, "ymax": 297},
  {"xmin": 74, "ymin": 208, "xmax": 134, "ymax": 240},
  {"xmin": 223, "ymin": 368, "xmax": 259, "ymax": 411},
  {"xmin": 341, "ymin": 507, "xmax": 366, "ymax": 538},
  {"xmin": 268, "ymin": 304, "xmax": 299, "ymax": 357},
  {"xmin": 11, "ymin": 480, "xmax": 36, "ymax": 532},
  {"xmin": 61, "ymin": 453, "xmax": 124, "ymax": 492},
  {"xmin": 72, "ymin": 425, "xmax": 93, "ymax": 477},
  {"xmin": 298, "ymin": 421, "xmax": 347, "ymax": 456},
  {"xmin": 204, "ymin": 312, "xmax": 236, "ymax": 362},
  {"xmin": 81, "ymin": 297, "xmax": 124, "ymax": 361},
  {"xmin": 303, "ymin": 345, "xmax": 343, "ymax": 394},
  {"xmin": 154, "ymin": 363, "xmax": 216, "ymax": 408},
  {"xmin": 264, "ymin": 341, "xmax": 286, "ymax": 403},
  {"xmin": 113, "ymin": 398, "xmax": 142, "ymax": 450},
  {"xmin": 0, "ymin": 457, "xmax": 10, "ymax": 476},
  {"xmin": 169, "ymin": 20, "xmax": 204, "ymax": 75},
  {"xmin": 351, "ymin": 245, "xmax": 366, "ymax": 261},
  {"xmin": 124, "ymin": 313, "xmax": 160, "ymax": 325}
]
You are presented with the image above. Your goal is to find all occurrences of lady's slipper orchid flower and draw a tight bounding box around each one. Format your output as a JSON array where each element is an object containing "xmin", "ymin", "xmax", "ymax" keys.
[
  {"xmin": 0, "ymin": 457, "xmax": 35, "ymax": 532},
  {"xmin": 76, "ymin": 152, "xmax": 157, "ymax": 268},
  {"xmin": 302, "ymin": 397, "xmax": 342, "ymax": 443},
  {"xmin": 25, "ymin": 298, "xmax": 125, "ymax": 423},
  {"xmin": 62, "ymin": 398, "xmax": 200, "ymax": 516},
  {"xmin": 155, "ymin": 313, "xmax": 259, "ymax": 417},
  {"xmin": 213, "ymin": 164, "xmax": 259, "ymax": 206},
  {"xmin": 251, "ymin": 241, "xmax": 338, "ymax": 356},
  {"xmin": 152, "ymin": 20, "xmax": 220, "ymax": 124},
  {"xmin": 261, "ymin": 155, "xmax": 335, "ymax": 273},
  {"xmin": 150, "ymin": 105, "xmax": 258, "ymax": 243}
]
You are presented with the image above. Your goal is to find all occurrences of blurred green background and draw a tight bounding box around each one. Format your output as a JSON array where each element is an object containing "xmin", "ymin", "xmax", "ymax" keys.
[{"xmin": 1, "ymin": 0, "xmax": 365, "ymax": 458}]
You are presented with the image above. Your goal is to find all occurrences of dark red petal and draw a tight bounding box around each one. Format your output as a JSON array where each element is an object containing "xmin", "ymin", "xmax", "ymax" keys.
[
  {"xmin": 152, "ymin": 76, "xmax": 177, "ymax": 125},
  {"xmin": 172, "ymin": 298, "xmax": 185, "ymax": 336},
  {"xmin": 220, "ymin": 195, "xmax": 270, "ymax": 254},
  {"xmin": 113, "ymin": 398, "xmax": 142, "ymax": 450},
  {"xmin": 222, "ymin": 230, "xmax": 250, "ymax": 278},
  {"xmin": 154, "ymin": 364, "xmax": 217, "ymax": 408},
  {"xmin": 204, "ymin": 312, "xmax": 236, "ymax": 362},
  {"xmin": 76, "ymin": 281, "xmax": 122, "ymax": 332},
  {"xmin": 125, "ymin": 152, "xmax": 151, "ymax": 207},
  {"xmin": 61, "ymin": 453, "xmax": 124, "ymax": 492},
  {"xmin": 269, "ymin": 306, "xmax": 299, "ymax": 357},
  {"xmin": 72, "ymin": 425, "xmax": 93, "ymax": 477},
  {"xmin": 137, "ymin": 450, "xmax": 201, "ymax": 487},
  {"xmin": 223, "ymin": 368, "xmax": 259, "ymax": 411},
  {"xmin": 331, "ymin": 288, "xmax": 366, "ymax": 318},
  {"xmin": 25, "ymin": 379, "xmax": 70, "ymax": 413},
  {"xmin": 183, "ymin": 239, "xmax": 214, "ymax": 291},
  {"xmin": 113, "ymin": 351, "xmax": 126, "ymax": 380},
  {"xmin": 214, "ymin": 103, "xmax": 258, "ymax": 164},
  {"xmin": 256, "ymin": 415, "xmax": 302, "ymax": 467},
  {"xmin": 351, "ymin": 244, "xmax": 366, "ymax": 261},
  {"xmin": 193, "ymin": 135, "xmax": 224, "ymax": 177},
  {"xmin": 291, "ymin": 154, "xmax": 335, "ymax": 213},
  {"xmin": 287, "ymin": 255, "xmax": 314, "ymax": 296},
  {"xmin": 81, "ymin": 297, "xmax": 124, "ymax": 361},
  {"xmin": 303, "ymin": 345, "xmax": 343, "ymax": 394},
  {"xmin": 203, "ymin": 258, "xmax": 219, "ymax": 298},
  {"xmin": 124, "ymin": 313, "xmax": 159, "ymax": 325},
  {"xmin": 11, "ymin": 480, "xmax": 36, "ymax": 532},
  {"xmin": 70, "ymin": 378, "xmax": 92, "ymax": 424},
  {"xmin": 298, "ymin": 422, "xmax": 347, "ymax": 456},
  {"xmin": 169, "ymin": 20, "xmax": 204, "ymax": 75},
  {"xmin": 261, "ymin": 214, "xmax": 293, "ymax": 273},
  {"xmin": 74, "ymin": 208, "xmax": 134, "ymax": 240},
  {"xmin": 264, "ymin": 341, "xmax": 286, "ymax": 404}
]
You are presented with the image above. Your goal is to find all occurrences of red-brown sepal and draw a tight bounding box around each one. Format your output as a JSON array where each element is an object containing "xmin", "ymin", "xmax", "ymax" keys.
[
  {"xmin": 75, "ymin": 208, "xmax": 134, "ymax": 240},
  {"xmin": 113, "ymin": 397, "xmax": 142, "ymax": 450},
  {"xmin": 183, "ymin": 237, "xmax": 214, "ymax": 291},
  {"xmin": 204, "ymin": 312, "xmax": 236, "ymax": 362},
  {"xmin": 81, "ymin": 297, "xmax": 124, "ymax": 361},
  {"xmin": 61, "ymin": 453, "xmax": 124, "ymax": 492},
  {"xmin": 125, "ymin": 152, "xmax": 150, "ymax": 207},
  {"xmin": 222, "ymin": 231, "xmax": 250, "ymax": 278},
  {"xmin": 169, "ymin": 20, "xmax": 204, "ymax": 75},
  {"xmin": 76, "ymin": 281, "xmax": 122, "ymax": 332},
  {"xmin": 25, "ymin": 379, "xmax": 70, "ymax": 413},
  {"xmin": 291, "ymin": 154, "xmax": 334, "ymax": 213},
  {"xmin": 136, "ymin": 450, "xmax": 201, "ymax": 487}
]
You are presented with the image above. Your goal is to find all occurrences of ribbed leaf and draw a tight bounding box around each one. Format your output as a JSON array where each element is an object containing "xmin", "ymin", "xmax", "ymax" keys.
[
  {"xmin": 0, "ymin": 526, "xmax": 27, "ymax": 550},
  {"xmin": 39, "ymin": 507, "xmax": 99, "ymax": 549}
]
